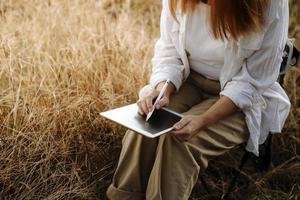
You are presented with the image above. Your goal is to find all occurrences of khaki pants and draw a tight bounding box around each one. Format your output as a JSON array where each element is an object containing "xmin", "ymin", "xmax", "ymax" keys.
[{"xmin": 106, "ymin": 70, "xmax": 250, "ymax": 200}]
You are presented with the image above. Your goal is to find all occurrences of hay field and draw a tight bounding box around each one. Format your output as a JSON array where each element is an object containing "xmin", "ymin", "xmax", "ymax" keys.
[{"xmin": 0, "ymin": 0, "xmax": 299, "ymax": 199}]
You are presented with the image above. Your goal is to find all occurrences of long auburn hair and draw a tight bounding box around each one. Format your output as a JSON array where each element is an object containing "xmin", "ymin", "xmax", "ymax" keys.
[{"xmin": 169, "ymin": 0, "xmax": 269, "ymax": 41}]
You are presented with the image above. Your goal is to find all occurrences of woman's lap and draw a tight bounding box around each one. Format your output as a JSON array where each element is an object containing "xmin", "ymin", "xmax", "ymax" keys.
[
  {"xmin": 164, "ymin": 79, "xmax": 249, "ymax": 169},
  {"xmin": 180, "ymin": 97, "xmax": 249, "ymax": 170},
  {"xmin": 107, "ymin": 73, "xmax": 249, "ymax": 199}
]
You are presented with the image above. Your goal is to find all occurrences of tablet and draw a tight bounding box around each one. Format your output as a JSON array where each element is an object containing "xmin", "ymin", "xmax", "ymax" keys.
[{"xmin": 100, "ymin": 103, "xmax": 182, "ymax": 138}]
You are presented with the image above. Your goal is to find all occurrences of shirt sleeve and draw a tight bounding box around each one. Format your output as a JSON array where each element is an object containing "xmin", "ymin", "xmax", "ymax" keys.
[
  {"xmin": 148, "ymin": 0, "xmax": 185, "ymax": 93},
  {"xmin": 219, "ymin": 0, "xmax": 289, "ymax": 110}
]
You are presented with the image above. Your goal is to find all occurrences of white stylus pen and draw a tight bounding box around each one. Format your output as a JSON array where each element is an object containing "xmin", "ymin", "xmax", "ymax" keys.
[{"xmin": 145, "ymin": 79, "xmax": 170, "ymax": 122}]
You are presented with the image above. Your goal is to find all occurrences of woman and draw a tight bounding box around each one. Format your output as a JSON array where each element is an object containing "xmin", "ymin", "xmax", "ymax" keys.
[{"xmin": 106, "ymin": 0, "xmax": 291, "ymax": 199}]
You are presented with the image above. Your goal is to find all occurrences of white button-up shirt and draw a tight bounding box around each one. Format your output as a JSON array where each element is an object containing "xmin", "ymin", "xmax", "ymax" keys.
[
  {"xmin": 185, "ymin": 2, "xmax": 224, "ymax": 80},
  {"xmin": 139, "ymin": 0, "xmax": 291, "ymax": 156}
]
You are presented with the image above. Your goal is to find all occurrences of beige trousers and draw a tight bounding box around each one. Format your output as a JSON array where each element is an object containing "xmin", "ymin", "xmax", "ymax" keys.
[{"xmin": 106, "ymin": 70, "xmax": 250, "ymax": 200}]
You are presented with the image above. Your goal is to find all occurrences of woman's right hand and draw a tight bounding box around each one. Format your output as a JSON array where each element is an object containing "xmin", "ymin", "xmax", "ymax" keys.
[{"xmin": 137, "ymin": 84, "xmax": 171, "ymax": 116}]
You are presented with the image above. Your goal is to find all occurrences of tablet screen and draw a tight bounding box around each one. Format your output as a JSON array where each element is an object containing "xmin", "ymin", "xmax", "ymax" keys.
[
  {"xmin": 100, "ymin": 103, "xmax": 182, "ymax": 137},
  {"xmin": 144, "ymin": 108, "xmax": 182, "ymax": 134}
]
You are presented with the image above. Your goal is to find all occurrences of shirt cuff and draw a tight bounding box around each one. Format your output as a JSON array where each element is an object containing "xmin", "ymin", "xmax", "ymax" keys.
[
  {"xmin": 138, "ymin": 84, "xmax": 154, "ymax": 99},
  {"xmin": 149, "ymin": 71, "xmax": 182, "ymax": 93},
  {"xmin": 219, "ymin": 81, "xmax": 256, "ymax": 110}
]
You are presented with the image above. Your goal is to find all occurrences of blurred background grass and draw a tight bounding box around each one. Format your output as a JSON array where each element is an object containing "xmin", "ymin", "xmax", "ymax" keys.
[{"xmin": 0, "ymin": 0, "xmax": 299, "ymax": 199}]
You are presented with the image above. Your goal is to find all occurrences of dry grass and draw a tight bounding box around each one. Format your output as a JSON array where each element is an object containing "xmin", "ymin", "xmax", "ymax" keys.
[{"xmin": 0, "ymin": 0, "xmax": 299, "ymax": 199}]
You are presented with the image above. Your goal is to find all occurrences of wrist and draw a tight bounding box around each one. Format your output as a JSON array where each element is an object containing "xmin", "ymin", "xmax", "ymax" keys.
[
  {"xmin": 200, "ymin": 113, "xmax": 214, "ymax": 128},
  {"xmin": 155, "ymin": 81, "xmax": 175, "ymax": 98}
]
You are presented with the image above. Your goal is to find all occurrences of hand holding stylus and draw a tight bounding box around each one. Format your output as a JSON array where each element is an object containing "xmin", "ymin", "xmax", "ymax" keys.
[
  {"xmin": 145, "ymin": 80, "xmax": 170, "ymax": 121},
  {"xmin": 136, "ymin": 80, "xmax": 174, "ymax": 117}
]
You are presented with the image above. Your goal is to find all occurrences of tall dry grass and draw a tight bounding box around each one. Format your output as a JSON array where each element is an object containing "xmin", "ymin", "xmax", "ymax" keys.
[
  {"xmin": 0, "ymin": 0, "xmax": 299, "ymax": 199},
  {"xmin": 0, "ymin": 0, "xmax": 159, "ymax": 199}
]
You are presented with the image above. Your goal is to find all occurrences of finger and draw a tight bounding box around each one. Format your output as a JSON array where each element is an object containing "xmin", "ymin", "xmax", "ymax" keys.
[
  {"xmin": 146, "ymin": 96, "xmax": 153, "ymax": 112},
  {"xmin": 174, "ymin": 133, "xmax": 189, "ymax": 142},
  {"xmin": 175, "ymin": 127, "xmax": 197, "ymax": 142},
  {"xmin": 172, "ymin": 125, "xmax": 190, "ymax": 135},
  {"xmin": 137, "ymin": 99, "xmax": 145, "ymax": 113},
  {"xmin": 140, "ymin": 100, "xmax": 149, "ymax": 114},
  {"xmin": 137, "ymin": 108, "xmax": 144, "ymax": 116},
  {"xmin": 156, "ymin": 96, "xmax": 169, "ymax": 109},
  {"xmin": 173, "ymin": 117, "xmax": 191, "ymax": 130},
  {"xmin": 172, "ymin": 129, "xmax": 186, "ymax": 136},
  {"xmin": 136, "ymin": 100, "xmax": 143, "ymax": 113}
]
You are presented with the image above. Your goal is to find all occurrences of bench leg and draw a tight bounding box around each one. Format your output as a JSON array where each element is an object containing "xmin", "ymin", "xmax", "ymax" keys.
[
  {"xmin": 197, "ymin": 175, "xmax": 211, "ymax": 194},
  {"xmin": 221, "ymin": 151, "xmax": 250, "ymax": 200}
]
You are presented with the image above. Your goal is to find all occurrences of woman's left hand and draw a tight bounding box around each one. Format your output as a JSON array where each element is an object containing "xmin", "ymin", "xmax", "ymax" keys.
[{"xmin": 171, "ymin": 115, "xmax": 208, "ymax": 142}]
